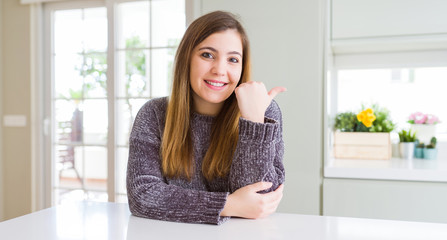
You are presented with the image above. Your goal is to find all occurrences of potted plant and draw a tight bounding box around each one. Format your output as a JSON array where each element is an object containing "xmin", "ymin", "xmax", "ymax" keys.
[
  {"xmin": 333, "ymin": 105, "xmax": 395, "ymax": 160},
  {"xmin": 368, "ymin": 105, "xmax": 396, "ymax": 133},
  {"xmin": 398, "ymin": 129, "xmax": 417, "ymax": 160},
  {"xmin": 423, "ymin": 137, "xmax": 438, "ymax": 160},
  {"xmin": 408, "ymin": 112, "xmax": 440, "ymax": 145},
  {"xmin": 414, "ymin": 140, "xmax": 425, "ymax": 159},
  {"xmin": 334, "ymin": 112, "xmax": 357, "ymax": 132}
]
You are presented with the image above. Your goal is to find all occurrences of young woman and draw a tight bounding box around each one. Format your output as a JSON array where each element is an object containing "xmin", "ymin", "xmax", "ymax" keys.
[{"xmin": 127, "ymin": 11, "xmax": 286, "ymax": 225}]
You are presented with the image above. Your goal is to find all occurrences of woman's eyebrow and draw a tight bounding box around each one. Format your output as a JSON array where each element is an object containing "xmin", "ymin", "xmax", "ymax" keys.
[
  {"xmin": 198, "ymin": 46, "xmax": 242, "ymax": 57},
  {"xmin": 228, "ymin": 51, "xmax": 242, "ymax": 57}
]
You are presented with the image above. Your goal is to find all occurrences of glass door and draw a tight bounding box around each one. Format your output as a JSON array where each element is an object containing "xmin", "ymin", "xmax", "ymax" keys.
[{"xmin": 51, "ymin": 5, "xmax": 109, "ymax": 204}]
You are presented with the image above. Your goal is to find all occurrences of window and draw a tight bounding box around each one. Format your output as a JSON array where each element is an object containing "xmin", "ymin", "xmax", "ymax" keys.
[
  {"xmin": 327, "ymin": 49, "xmax": 447, "ymax": 162},
  {"xmin": 336, "ymin": 67, "xmax": 447, "ymax": 135},
  {"xmin": 45, "ymin": 0, "xmax": 185, "ymax": 205},
  {"xmin": 114, "ymin": 0, "xmax": 185, "ymax": 202}
]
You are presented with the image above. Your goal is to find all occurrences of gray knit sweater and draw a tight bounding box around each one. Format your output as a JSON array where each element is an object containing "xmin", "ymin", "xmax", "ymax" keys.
[{"xmin": 126, "ymin": 97, "xmax": 285, "ymax": 225}]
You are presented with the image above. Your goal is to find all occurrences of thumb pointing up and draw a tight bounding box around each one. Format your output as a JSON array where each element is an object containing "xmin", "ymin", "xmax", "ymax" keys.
[{"xmin": 268, "ymin": 87, "xmax": 287, "ymax": 100}]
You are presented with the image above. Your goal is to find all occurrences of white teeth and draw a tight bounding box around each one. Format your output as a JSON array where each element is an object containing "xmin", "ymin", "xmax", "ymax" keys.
[{"xmin": 205, "ymin": 80, "xmax": 225, "ymax": 87}]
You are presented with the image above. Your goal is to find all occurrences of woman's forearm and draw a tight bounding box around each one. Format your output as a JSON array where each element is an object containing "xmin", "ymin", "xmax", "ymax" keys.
[{"xmin": 221, "ymin": 182, "xmax": 284, "ymax": 218}]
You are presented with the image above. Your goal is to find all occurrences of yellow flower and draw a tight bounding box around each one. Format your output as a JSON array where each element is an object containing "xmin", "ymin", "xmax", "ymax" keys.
[{"xmin": 357, "ymin": 108, "xmax": 376, "ymax": 128}]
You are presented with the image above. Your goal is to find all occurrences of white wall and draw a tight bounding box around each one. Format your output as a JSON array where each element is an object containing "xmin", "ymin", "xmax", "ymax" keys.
[
  {"xmin": 1, "ymin": 0, "xmax": 32, "ymax": 220},
  {"xmin": 201, "ymin": 0, "xmax": 325, "ymax": 214}
]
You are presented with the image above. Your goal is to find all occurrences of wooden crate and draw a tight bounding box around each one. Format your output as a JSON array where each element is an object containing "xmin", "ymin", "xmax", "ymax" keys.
[{"xmin": 333, "ymin": 132, "xmax": 391, "ymax": 160}]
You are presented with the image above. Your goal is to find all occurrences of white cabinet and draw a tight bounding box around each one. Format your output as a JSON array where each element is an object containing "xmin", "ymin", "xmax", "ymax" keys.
[
  {"xmin": 323, "ymin": 178, "xmax": 447, "ymax": 223},
  {"xmin": 332, "ymin": 0, "xmax": 447, "ymax": 39},
  {"xmin": 331, "ymin": 0, "xmax": 447, "ymax": 53}
]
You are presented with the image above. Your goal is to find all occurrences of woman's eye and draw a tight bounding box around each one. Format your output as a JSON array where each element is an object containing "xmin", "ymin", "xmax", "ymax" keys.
[
  {"xmin": 201, "ymin": 52, "xmax": 213, "ymax": 59},
  {"xmin": 229, "ymin": 57, "xmax": 239, "ymax": 63}
]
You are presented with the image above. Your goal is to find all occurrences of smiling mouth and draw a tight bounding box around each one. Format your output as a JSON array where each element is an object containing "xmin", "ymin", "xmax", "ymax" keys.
[{"xmin": 205, "ymin": 80, "xmax": 227, "ymax": 87}]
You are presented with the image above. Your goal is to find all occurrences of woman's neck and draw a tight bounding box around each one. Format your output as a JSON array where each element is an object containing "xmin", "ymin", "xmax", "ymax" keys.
[{"xmin": 192, "ymin": 96, "xmax": 223, "ymax": 116}]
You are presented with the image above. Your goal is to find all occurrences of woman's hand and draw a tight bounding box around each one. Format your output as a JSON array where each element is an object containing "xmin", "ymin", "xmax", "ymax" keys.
[
  {"xmin": 221, "ymin": 182, "xmax": 284, "ymax": 219},
  {"xmin": 235, "ymin": 82, "xmax": 286, "ymax": 123}
]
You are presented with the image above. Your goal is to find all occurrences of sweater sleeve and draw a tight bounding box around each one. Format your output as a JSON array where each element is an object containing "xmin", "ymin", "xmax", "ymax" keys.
[
  {"xmin": 126, "ymin": 100, "xmax": 229, "ymax": 225},
  {"xmin": 229, "ymin": 100, "xmax": 285, "ymax": 193}
]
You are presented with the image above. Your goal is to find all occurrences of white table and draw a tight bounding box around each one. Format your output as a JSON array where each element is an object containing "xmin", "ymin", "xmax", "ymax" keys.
[{"xmin": 1, "ymin": 202, "xmax": 447, "ymax": 240}]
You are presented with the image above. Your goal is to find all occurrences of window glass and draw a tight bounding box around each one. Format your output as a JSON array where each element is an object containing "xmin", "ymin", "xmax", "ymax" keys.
[
  {"xmin": 152, "ymin": 0, "xmax": 185, "ymax": 47},
  {"xmin": 337, "ymin": 67, "xmax": 447, "ymax": 134},
  {"xmin": 114, "ymin": 0, "xmax": 185, "ymax": 202},
  {"xmin": 116, "ymin": 1, "xmax": 149, "ymax": 49},
  {"xmin": 53, "ymin": 7, "xmax": 108, "ymax": 204}
]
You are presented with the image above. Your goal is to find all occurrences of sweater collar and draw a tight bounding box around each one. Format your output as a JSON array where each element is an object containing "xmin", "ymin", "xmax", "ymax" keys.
[{"xmin": 191, "ymin": 112, "xmax": 215, "ymax": 124}]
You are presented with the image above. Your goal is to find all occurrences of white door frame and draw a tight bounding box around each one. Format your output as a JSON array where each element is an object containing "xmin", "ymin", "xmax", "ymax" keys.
[
  {"xmin": 0, "ymin": 0, "xmax": 4, "ymax": 220},
  {"xmin": 30, "ymin": 2, "xmax": 47, "ymax": 211}
]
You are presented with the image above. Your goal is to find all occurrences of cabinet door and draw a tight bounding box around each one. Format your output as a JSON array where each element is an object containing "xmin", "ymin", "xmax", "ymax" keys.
[
  {"xmin": 332, "ymin": 0, "xmax": 447, "ymax": 39},
  {"xmin": 323, "ymin": 178, "xmax": 447, "ymax": 223}
]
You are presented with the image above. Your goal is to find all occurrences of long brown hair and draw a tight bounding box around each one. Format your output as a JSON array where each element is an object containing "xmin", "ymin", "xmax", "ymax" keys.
[{"xmin": 161, "ymin": 11, "xmax": 251, "ymax": 181}]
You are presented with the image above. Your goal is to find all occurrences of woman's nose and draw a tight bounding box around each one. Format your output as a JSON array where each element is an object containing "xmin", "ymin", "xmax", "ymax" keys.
[{"xmin": 211, "ymin": 59, "xmax": 225, "ymax": 76}]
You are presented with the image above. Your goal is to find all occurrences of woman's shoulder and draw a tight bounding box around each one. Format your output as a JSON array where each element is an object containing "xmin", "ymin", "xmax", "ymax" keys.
[
  {"xmin": 140, "ymin": 97, "xmax": 168, "ymax": 114},
  {"xmin": 131, "ymin": 97, "xmax": 168, "ymax": 140},
  {"xmin": 134, "ymin": 97, "xmax": 169, "ymax": 124}
]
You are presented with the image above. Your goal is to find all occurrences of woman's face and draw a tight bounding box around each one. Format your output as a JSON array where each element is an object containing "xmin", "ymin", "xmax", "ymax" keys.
[{"xmin": 189, "ymin": 29, "xmax": 243, "ymax": 115}]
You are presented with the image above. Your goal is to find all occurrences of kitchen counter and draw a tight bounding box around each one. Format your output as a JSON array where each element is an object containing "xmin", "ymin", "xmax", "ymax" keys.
[{"xmin": 325, "ymin": 157, "xmax": 447, "ymax": 182}]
